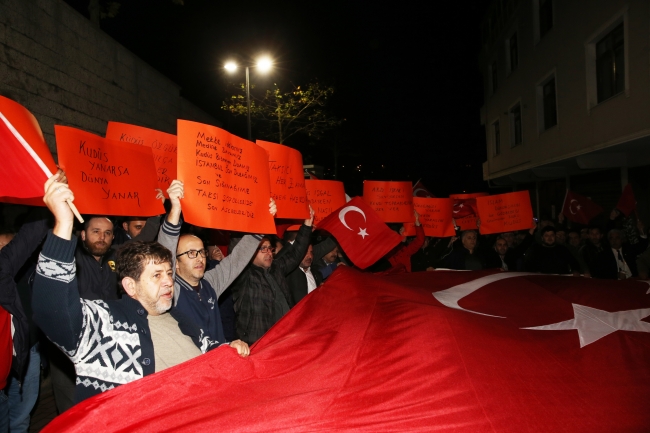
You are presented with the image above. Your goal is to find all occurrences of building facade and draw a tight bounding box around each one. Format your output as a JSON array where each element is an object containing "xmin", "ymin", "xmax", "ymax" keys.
[{"xmin": 479, "ymin": 0, "xmax": 650, "ymax": 222}]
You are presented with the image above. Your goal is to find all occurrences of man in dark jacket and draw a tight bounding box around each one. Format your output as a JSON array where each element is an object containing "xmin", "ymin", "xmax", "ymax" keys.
[
  {"xmin": 486, "ymin": 222, "xmax": 536, "ymax": 271},
  {"xmin": 593, "ymin": 227, "xmax": 647, "ymax": 280},
  {"xmin": 287, "ymin": 244, "xmax": 324, "ymax": 304},
  {"xmin": 524, "ymin": 227, "xmax": 580, "ymax": 275},
  {"xmin": 232, "ymin": 207, "xmax": 314, "ymax": 345},
  {"xmin": 0, "ymin": 209, "xmax": 49, "ymax": 432},
  {"xmin": 33, "ymin": 175, "xmax": 249, "ymax": 405}
]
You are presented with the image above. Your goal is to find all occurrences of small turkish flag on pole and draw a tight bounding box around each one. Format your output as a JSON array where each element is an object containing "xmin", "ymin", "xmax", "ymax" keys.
[
  {"xmin": 561, "ymin": 190, "xmax": 603, "ymax": 225},
  {"xmin": 616, "ymin": 184, "xmax": 636, "ymax": 216},
  {"xmin": 0, "ymin": 96, "xmax": 83, "ymax": 222},
  {"xmin": 318, "ymin": 196, "xmax": 402, "ymax": 269},
  {"xmin": 412, "ymin": 179, "xmax": 434, "ymax": 198}
]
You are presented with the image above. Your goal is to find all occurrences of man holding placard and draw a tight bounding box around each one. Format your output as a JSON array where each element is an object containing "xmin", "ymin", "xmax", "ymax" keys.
[
  {"xmin": 33, "ymin": 175, "xmax": 250, "ymax": 405},
  {"xmin": 157, "ymin": 180, "xmax": 277, "ymax": 346},
  {"xmin": 232, "ymin": 206, "xmax": 315, "ymax": 345}
]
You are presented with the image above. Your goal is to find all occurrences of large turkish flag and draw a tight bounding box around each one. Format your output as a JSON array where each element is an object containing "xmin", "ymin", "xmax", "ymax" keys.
[{"xmin": 44, "ymin": 269, "xmax": 650, "ymax": 432}]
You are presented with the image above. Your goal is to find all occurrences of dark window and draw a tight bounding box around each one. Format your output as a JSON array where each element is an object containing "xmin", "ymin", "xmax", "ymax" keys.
[
  {"xmin": 491, "ymin": 62, "xmax": 498, "ymax": 92},
  {"xmin": 539, "ymin": 0, "xmax": 553, "ymax": 38},
  {"xmin": 494, "ymin": 121, "xmax": 501, "ymax": 155},
  {"xmin": 543, "ymin": 78, "xmax": 557, "ymax": 129},
  {"xmin": 596, "ymin": 23, "xmax": 625, "ymax": 103},
  {"xmin": 509, "ymin": 33, "xmax": 518, "ymax": 72},
  {"xmin": 510, "ymin": 104, "xmax": 522, "ymax": 146}
]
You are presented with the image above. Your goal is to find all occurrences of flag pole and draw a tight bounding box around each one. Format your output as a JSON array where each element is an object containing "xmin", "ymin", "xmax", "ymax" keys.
[{"xmin": 0, "ymin": 112, "xmax": 84, "ymax": 223}]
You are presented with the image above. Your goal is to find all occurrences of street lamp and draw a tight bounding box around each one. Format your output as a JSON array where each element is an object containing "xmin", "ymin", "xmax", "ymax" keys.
[{"xmin": 224, "ymin": 57, "xmax": 273, "ymax": 141}]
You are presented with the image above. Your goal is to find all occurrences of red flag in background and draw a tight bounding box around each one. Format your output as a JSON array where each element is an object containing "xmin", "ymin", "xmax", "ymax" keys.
[
  {"xmin": 561, "ymin": 190, "xmax": 603, "ymax": 225},
  {"xmin": 45, "ymin": 269, "xmax": 650, "ymax": 432},
  {"xmin": 318, "ymin": 196, "xmax": 402, "ymax": 269},
  {"xmin": 0, "ymin": 96, "xmax": 58, "ymax": 201},
  {"xmin": 412, "ymin": 179, "xmax": 434, "ymax": 198},
  {"xmin": 450, "ymin": 193, "xmax": 486, "ymax": 220},
  {"xmin": 616, "ymin": 184, "xmax": 636, "ymax": 216}
]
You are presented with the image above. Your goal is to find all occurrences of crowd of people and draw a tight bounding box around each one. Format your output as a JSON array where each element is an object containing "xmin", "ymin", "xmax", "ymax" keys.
[{"xmin": 0, "ymin": 172, "xmax": 647, "ymax": 431}]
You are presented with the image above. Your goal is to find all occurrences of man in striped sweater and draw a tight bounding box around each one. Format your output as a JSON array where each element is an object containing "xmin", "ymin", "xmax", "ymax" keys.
[{"xmin": 32, "ymin": 174, "xmax": 250, "ymax": 405}]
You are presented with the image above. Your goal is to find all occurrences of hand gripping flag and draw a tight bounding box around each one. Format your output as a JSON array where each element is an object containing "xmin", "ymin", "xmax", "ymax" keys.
[
  {"xmin": 561, "ymin": 190, "xmax": 603, "ymax": 225},
  {"xmin": 43, "ymin": 269, "xmax": 650, "ymax": 432},
  {"xmin": 0, "ymin": 95, "xmax": 58, "ymax": 200},
  {"xmin": 616, "ymin": 184, "xmax": 636, "ymax": 216},
  {"xmin": 317, "ymin": 196, "xmax": 402, "ymax": 269}
]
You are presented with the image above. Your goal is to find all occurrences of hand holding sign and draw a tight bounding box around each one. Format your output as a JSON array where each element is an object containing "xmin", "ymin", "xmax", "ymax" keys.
[{"xmin": 43, "ymin": 173, "xmax": 76, "ymax": 240}]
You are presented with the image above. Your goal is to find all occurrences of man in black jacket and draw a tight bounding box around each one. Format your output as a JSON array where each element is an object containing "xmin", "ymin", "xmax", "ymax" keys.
[
  {"xmin": 0, "ymin": 210, "xmax": 49, "ymax": 432},
  {"xmin": 524, "ymin": 226, "xmax": 580, "ymax": 275},
  {"xmin": 593, "ymin": 227, "xmax": 647, "ymax": 280},
  {"xmin": 287, "ymin": 244, "xmax": 324, "ymax": 304},
  {"xmin": 232, "ymin": 207, "xmax": 314, "ymax": 345}
]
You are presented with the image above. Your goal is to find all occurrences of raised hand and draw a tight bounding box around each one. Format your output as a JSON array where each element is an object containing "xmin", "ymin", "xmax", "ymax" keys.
[
  {"xmin": 269, "ymin": 197, "xmax": 277, "ymax": 217},
  {"xmin": 166, "ymin": 180, "xmax": 184, "ymax": 225},
  {"xmin": 43, "ymin": 173, "xmax": 75, "ymax": 240},
  {"xmin": 414, "ymin": 210, "xmax": 421, "ymax": 227},
  {"xmin": 304, "ymin": 205, "xmax": 315, "ymax": 227}
]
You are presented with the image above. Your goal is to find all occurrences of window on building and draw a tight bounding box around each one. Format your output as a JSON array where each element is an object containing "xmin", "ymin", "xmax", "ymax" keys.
[
  {"xmin": 539, "ymin": 0, "xmax": 553, "ymax": 38},
  {"xmin": 491, "ymin": 61, "xmax": 498, "ymax": 93},
  {"xmin": 596, "ymin": 22, "xmax": 624, "ymax": 103},
  {"xmin": 506, "ymin": 32, "xmax": 518, "ymax": 74},
  {"xmin": 493, "ymin": 120, "xmax": 501, "ymax": 155},
  {"xmin": 509, "ymin": 103, "xmax": 522, "ymax": 147},
  {"xmin": 542, "ymin": 77, "xmax": 557, "ymax": 130}
]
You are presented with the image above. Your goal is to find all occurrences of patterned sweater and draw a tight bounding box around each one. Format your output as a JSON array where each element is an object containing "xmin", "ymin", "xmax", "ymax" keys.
[{"xmin": 32, "ymin": 232, "xmax": 221, "ymax": 404}]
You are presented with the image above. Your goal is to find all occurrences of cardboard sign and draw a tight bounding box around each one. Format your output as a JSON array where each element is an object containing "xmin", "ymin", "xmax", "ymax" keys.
[
  {"xmin": 105, "ymin": 122, "xmax": 177, "ymax": 195},
  {"xmin": 0, "ymin": 95, "xmax": 58, "ymax": 202},
  {"xmin": 55, "ymin": 126, "xmax": 164, "ymax": 216},
  {"xmin": 449, "ymin": 192, "xmax": 488, "ymax": 199},
  {"xmin": 177, "ymin": 120, "xmax": 275, "ymax": 234},
  {"xmin": 362, "ymin": 181, "xmax": 414, "ymax": 223},
  {"xmin": 476, "ymin": 191, "xmax": 533, "ymax": 235},
  {"xmin": 256, "ymin": 140, "xmax": 309, "ymax": 219},
  {"xmin": 413, "ymin": 197, "xmax": 456, "ymax": 237},
  {"xmin": 304, "ymin": 180, "xmax": 347, "ymax": 226}
]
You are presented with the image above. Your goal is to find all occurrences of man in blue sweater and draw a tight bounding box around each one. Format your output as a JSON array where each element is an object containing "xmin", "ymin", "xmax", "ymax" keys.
[
  {"xmin": 157, "ymin": 180, "xmax": 277, "ymax": 344},
  {"xmin": 33, "ymin": 174, "xmax": 250, "ymax": 405}
]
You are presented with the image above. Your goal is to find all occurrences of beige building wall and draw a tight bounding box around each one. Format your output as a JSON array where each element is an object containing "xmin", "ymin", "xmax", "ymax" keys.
[{"xmin": 479, "ymin": 0, "xmax": 650, "ymax": 185}]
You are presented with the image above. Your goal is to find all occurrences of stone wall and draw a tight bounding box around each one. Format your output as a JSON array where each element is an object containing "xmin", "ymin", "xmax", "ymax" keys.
[{"xmin": 0, "ymin": 0, "xmax": 219, "ymax": 160}]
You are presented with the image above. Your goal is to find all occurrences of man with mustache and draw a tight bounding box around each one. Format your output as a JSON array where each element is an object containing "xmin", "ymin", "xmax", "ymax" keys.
[
  {"xmin": 33, "ymin": 174, "xmax": 249, "ymax": 405},
  {"xmin": 157, "ymin": 180, "xmax": 277, "ymax": 344}
]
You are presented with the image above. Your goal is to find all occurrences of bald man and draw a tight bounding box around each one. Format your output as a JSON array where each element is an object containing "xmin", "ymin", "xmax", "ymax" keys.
[{"xmin": 157, "ymin": 180, "xmax": 276, "ymax": 344}]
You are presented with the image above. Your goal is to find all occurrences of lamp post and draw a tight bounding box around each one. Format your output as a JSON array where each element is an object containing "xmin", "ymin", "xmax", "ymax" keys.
[{"xmin": 225, "ymin": 57, "xmax": 272, "ymax": 141}]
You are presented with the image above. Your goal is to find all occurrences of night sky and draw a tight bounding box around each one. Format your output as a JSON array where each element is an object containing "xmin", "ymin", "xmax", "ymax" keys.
[{"xmin": 63, "ymin": 0, "xmax": 490, "ymax": 197}]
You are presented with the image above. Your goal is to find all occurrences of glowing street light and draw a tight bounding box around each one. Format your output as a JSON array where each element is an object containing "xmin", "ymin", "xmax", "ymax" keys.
[{"xmin": 224, "ymin": 56, "xmax": 273, "ymax": 140}]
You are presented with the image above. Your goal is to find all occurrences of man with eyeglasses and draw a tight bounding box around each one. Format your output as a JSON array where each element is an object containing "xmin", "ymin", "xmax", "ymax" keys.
[
  {"xmin": 231, "ymin": 206, "xmax": 315, "ymax": 345},
  {"xmin": 157, "ymin": 180, "xmax": 277, "ymax": 347}
]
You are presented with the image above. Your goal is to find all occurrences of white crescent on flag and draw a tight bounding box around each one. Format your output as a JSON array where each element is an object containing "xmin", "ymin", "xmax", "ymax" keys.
[{"xmin": 339, "ymin": 206, "xmax": 369, "ymax": 239}]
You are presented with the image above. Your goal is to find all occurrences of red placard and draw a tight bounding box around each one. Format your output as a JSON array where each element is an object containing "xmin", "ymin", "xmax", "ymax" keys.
[
  {"xmin": 413, "ymin": 197, "xmax": 456, "ymax": 237},
  {"xmin": 449, "ymin": 192, "xmax": 488, "ymax": 199},
  {"xmin": 177, "ymin": 120, "xmax": 275, "ymax": 234},
  {"xmin": 304, "ymin": 180, "xmax": 347, "ymax": 226},
  {"xmin": 476, "ymin": 191, "xmax": 534, "ymax": 235},
  {"xmin": 256, "ymin": 140, "xmax": 309, "ymax": 219},
  {"xmin": 362, "ymin": 181, "xmax": 414, "ymax": 223},
  {"xmin": 55, "ymin": 126, "xmax": 164, "ymax": 216},
  {"xmin": 105, "ymin": 122, "xmax": 177, "ymax": 195}
]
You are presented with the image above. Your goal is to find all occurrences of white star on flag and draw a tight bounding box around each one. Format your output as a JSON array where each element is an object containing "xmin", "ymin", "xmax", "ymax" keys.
[
  {"xmin": 358, "ymin": 228, "xmax": 368, "ymax": 239},
  {"xmin": 576, "ymin": 204, "xmax": 582, "ymax": 210},
  {"xmin": 523, "ymin": 304, "xmax": 650, "ymax": 348}
]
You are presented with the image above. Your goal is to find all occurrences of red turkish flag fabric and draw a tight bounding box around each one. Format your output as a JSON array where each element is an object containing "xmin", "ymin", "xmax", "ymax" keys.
[
  {"xmin": 317, "ymin": 196, "xmax": 402, "ymax": 269},
  {"xmin": 43, "ymin": 269, "xmax": 650, "ymax": 432},
  {"xmin": 0, "ymin": 95, "xmax": 58, "ymax": 201},
  {"xmin": 616, "ymin": 184, "xmax": 636, "ymax": 216},
  {"xmin": 561, "ymin": 190, "xmax": 603, "ymax": 225},
  {"xmin": 452, "ymin": 198, "xmax": 477, "ymax": 218},
  {"xmin": 412, "ymin": 179, "xmax": 434, "ymax": 198}
]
